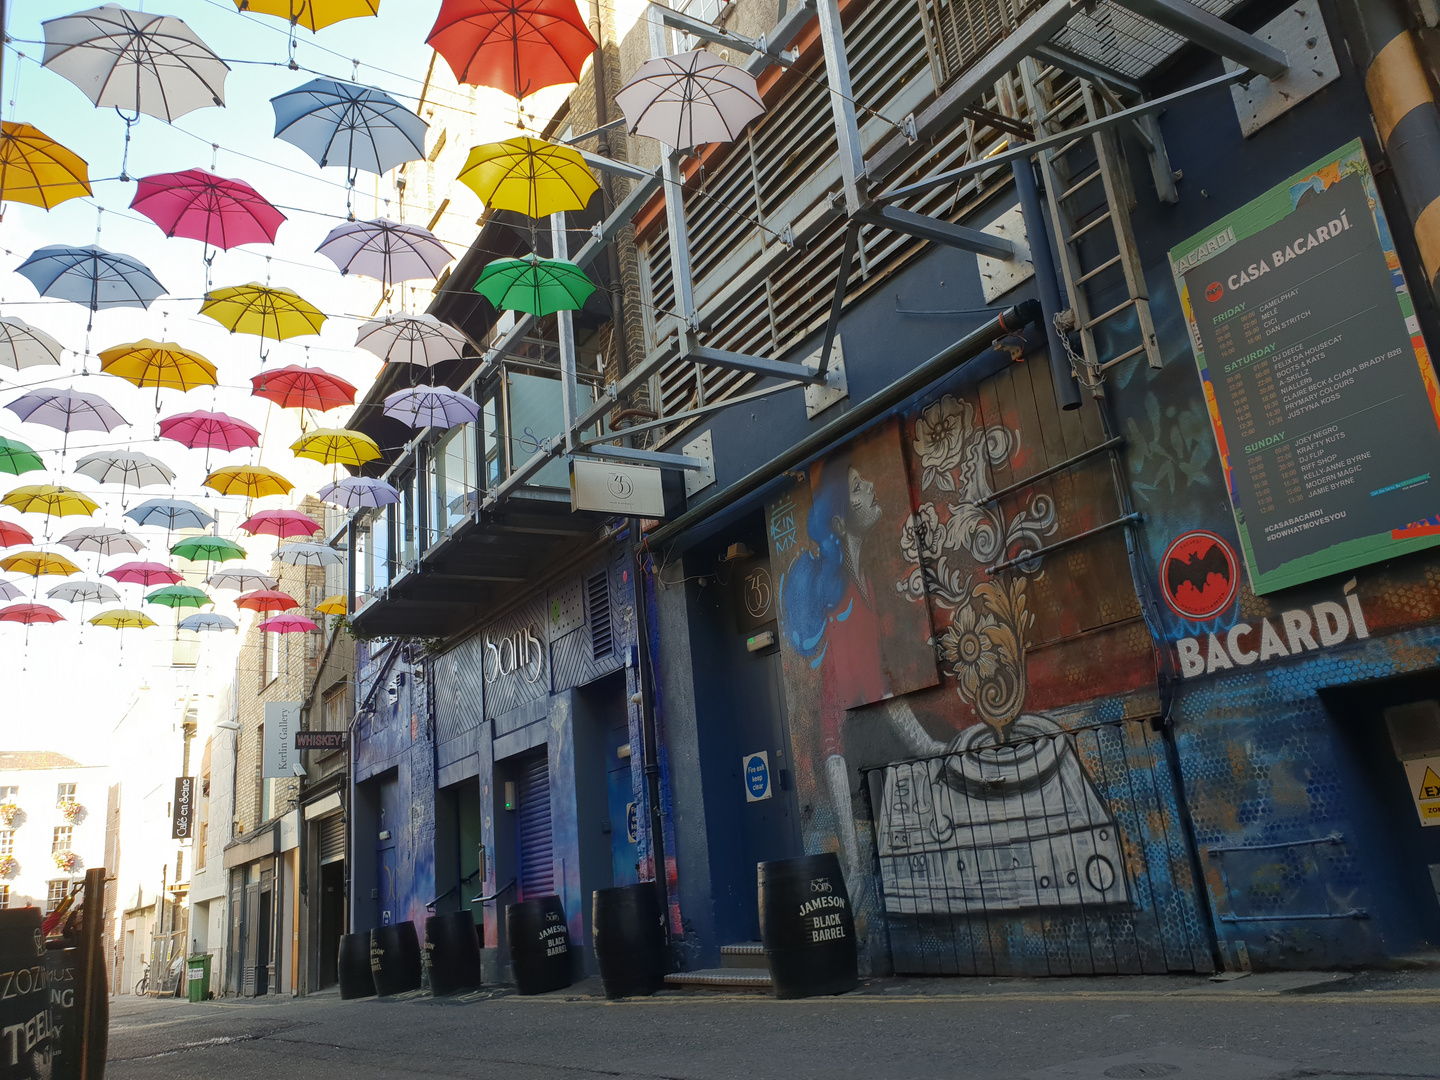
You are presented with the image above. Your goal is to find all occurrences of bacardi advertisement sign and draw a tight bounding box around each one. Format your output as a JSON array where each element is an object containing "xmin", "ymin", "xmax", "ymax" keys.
[{"xmin": 172, "ymin": 776, "xmax": 195, "ymax": 839}]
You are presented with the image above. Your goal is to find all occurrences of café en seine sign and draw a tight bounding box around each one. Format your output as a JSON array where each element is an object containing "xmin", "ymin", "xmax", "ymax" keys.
[{"xmin": 1175, "ymin": 580, "xmax": 1368, "ymax": 678}]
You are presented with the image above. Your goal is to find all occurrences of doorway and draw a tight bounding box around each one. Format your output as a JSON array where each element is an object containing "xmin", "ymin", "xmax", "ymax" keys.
[
  {"xmin": 515, "ymin": 748, "xmax": 554, "ymax": 901},
  {"xmin": 255, "ymin": 888, "xmax": 272, "ymax": 996},
  {"xmin": 317, "ymin": 860, "xmax": 345, "ymax": 989}
]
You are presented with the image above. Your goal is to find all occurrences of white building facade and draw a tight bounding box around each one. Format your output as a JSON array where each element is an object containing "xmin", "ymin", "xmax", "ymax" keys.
[{"xmin": 0, "ymin": 752, "xmax": 107, "ymax": 916}]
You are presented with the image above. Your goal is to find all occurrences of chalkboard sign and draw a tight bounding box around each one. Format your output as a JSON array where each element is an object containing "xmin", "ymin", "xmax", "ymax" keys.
[{"xmin": 1171, "ymin": 141, "xmax": 1440, "ymax": 593}]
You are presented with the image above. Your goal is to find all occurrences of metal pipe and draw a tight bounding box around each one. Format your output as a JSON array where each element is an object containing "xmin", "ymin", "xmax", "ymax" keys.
[
  {"xmin": 646, "ymin": 300, "xmax": 1040, "ymax": 549},
  {"xmin": 632, "ymin": 536, "xmax": 671, "ymax": 939},
  {"xmin": 1012, "ymin": 158, "xmax": 1080, "ymax": 410}
]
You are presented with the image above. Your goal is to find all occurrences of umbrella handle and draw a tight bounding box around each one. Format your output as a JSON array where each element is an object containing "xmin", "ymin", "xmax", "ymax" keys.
[{"xmin": 113, "ymin": 108, "xmax": 140, "ymax": 183}]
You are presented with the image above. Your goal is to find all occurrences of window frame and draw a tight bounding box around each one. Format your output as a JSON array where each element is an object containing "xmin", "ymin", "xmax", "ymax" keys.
[{"xmin": 52, "ymin": 825, "xmax": 73, "ymax": 854}]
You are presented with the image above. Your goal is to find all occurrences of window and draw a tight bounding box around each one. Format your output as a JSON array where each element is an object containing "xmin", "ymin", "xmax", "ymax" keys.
[
  {"xmin": 676, "ymin": 0, "xmax": 724, "ymax": 48},
  {"xmin": 56, "ymin": 783, "xmax": 76, "ymax": 805},
  {"xmin": 322, "ymin": 683, "xmax": 349, "ymax": 732},
  {"xmin": 196, "ymin": 822, "xmax": 208, "ymax": 871},
  {"xmin": 263, "ymin": 629, "xmax": 280, "ymax": 686},
  {"xmin": 46, "ymin": 880, "xmax": 67, "ymax": 914},
  {"xmin": 0, "ymin": 786, "xmax": 17, "ymax": 801},
  {"xmin": 0, "ymin": 885, "xmax": 8, "ymax": 909},
  {"xmin": 0, "ymin": 831, "xmax": 11, "ymax": 856},
  {"xmin": 52, "ymin": 826, "xmax": 72, "ymax": 854},
  {"xmin": 175, "ymin": 851, "xmax": 184, "ymax": 881}
]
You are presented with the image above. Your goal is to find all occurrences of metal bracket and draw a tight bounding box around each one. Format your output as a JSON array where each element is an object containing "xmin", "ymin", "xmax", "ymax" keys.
[
  {"xmin": 1224, "ymin": 4, "xmax": 1338, "ymax": 138},
  {"xmin": 976, "ymin": 204, "xmax": 1034, "ymax": 303},
  {"xmin": 804, "ymin": 336, "xmax": 848, "ymax": 418},
  {"xmin": 855, "ymin": 205, "xmax": 1016, "ymax": 259},
  {"xmin": 1112, "ymin": 0, "xmax": 1288, "ymax": 78},
  {"xmin": 681, "ymin": 430, "xmax": 717, "ymax": 496},
  {"xmin": 582, "ymin": 444, "xmax": 707, "ymax": 471},
  {"xmin": 689, "ymin": 343, "xmax": 830, "ymax": 383}
]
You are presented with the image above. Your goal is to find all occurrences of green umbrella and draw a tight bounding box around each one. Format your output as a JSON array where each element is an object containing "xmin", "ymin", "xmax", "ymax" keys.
[
  {"xmin": 474, "ymin": 256, "xmax": 595, "ymax": 317},
  {"xmin": 144, "ymin": 584, "xmax": 212, "ymax": 609},
  {"xmin": 171, "ymin": 535, "xmax": 246, "ymax": 564},
  {"xmin": 0, "ymin": 437, "xmax": 44, "ymax": 476}
]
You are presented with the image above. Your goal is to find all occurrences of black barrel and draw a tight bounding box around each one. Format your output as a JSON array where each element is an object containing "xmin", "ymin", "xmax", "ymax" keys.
[
  {"xmin": 338, "ymin": 931, "xmax": 376, "ymax": 999},
  {"xmin": 758, "ymin": 853, "xmax": 858, "ymax": 999},
  {"xmin": 423, "ymin": 910, "xmax": 481, "ymax": 995},
  {"xmin": 592, "ymin": 884, "xmax": 666, "ymax": 999},
  {"xmin": 45, "ymin": 944, "xmax": 80, "ymax": 1080},
  {"xmin": 369, "ymin": 922, "xmax": 423, "ymax": 995},
  {"xmin": 0, "ymin": 909, "xmax": 53, "ymax": 1079},
  {"xmin": 505, "ymin": 896, "xmax": 572, "ymax": 995}
]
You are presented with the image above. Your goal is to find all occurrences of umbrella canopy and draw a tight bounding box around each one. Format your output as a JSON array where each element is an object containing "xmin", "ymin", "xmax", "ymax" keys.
[
  {"xmin": 2, "ymin": 485, "xmax": 100, "ymax": 519},
  {"xmin": 317, "ymin": 475, "xmax": 399, "ymax": 508},
  {"xmin": 0, "ymin": 581, "xmax": 24, "ymax": 602},
  {"xmin": 0, "ymin": 438, "xmax": 45, "ymax": 477},
  {"xmin": 259, "ymin": 612, "xmax": 319, "ymax": 633},
  {"xmin": 458, "ymin": 137, "xmax": 597, "ymax": 219},
  {"xmin": 0, "ymin": 521, "xmax": 34, "ymax": 548},
  {"xmin": 90, "ymin": 608, "xmax": 155, "ymax": 629},
  {"xmin": 1, "ymin": 551, "xmax": 81, "ymax": 577},
  {"xmin": 124, "ymin": 499, "xmax": 214, "ymax": 530},
  {"xmin": 383, "ymin": 386, "xmax": 481, "ymax": 430},
  {"xmin": 237, "ymin": 588, "xmax": 300, "ymax": 613},
  {"xmin": 239, "ymin": 509, "xmax": 321, "ymax": 539},
  {"xmin": 354, "ymin": 313, "xmax": 469, "ymax": 368},
  {"xmin": 74, "ymin": 450, "xmax": 175, "ymax": 489},
  {"xmin": 315, "ymin": 594, "xmax": 347, "ymax": 615},
  {"xmin": 427, "ymin": 0, "xmax": 595, "ymax": 98},
  {"xmin": 172, "ymin": 536, "xmax": 247, "ymax": 563},
  {"xmin": 0, "ymin": 122, "xmax": 92, "ymax": 210},
  {"xmin": 131, "ymin": 169, "xmax": 285, "ymax": 251},
  {"xmin": 251, "ymin": 365, "xmax": 357, "ymax": 411},
  {"xmin": 0, "ymin": 603, "xmax": 64, "ymax": 625},
  {"xmin": 235, "ymin": 0, "xmax": 381, "ymax": 32},
  {"xmin": 200, "ymin": 283, "xmax": 325, "ymax": 342},
  {"xmin": 290, "ymin": 428, "xmax": 381, "ymax": 466},
  {"xmin": 206, "ymin": 568, "xmax": 279, "ymax": 591},
  {"xmin": 158, "ymin": 410, "xmax": 261, "ymax": 452},
  {"xmin": 203, "ymin": 465, "xmax": 293, "ymax": 498},
  {"xmin": 58, "ymin": 527, "xmax": 145, "ymax": 556},
  {"xmin": 178, "ymin": 612, "xmax": 237, "ymax": 632},
  {"xmin": 616, "ymin": 50, "xmax": 766, "ymax": 151},
  {"xmin": 47, "ymin": 580, "xmax": 121, "ymax": 605},
  {"xmin": 106, "ymin": 561, "xmax": 183, "ymax": 586},
  {"xmin": 145, "ymin": 584, "xmax": 212, "ymax": 609},
  {"xmin": 316, "ymin": 218, "xmax": 452, "ymax": 284},
  {"xmin": 15, "ymin": 246, "xmax": 165, "ymax": 325},
  {"xmin": 274, "ymin": 541, "xmax": 343, "ymax": 567},
  {"xmin": 0, "ymin": 318, "xmax": 64, "ymax": 371},
  {"xmin": 41, "ymin": 6, "xmax": 228, "ymax": 122},
  {"xmin": 475, "ymin": 255, "xmax": 594, "ymax": 316},
  {"xmin": 271, "ymin": 78, "xmax": 428, "ymax": 175},
  {"xmin": 98, "ymin": 340, "xmax": 218, "ymax": 392},
  {"xmin": 6, "ymin": 388, "xmax": 127, "ymax": 437}
]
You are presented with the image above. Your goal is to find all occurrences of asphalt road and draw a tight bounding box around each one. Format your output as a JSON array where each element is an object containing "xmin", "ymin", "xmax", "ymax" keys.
[{"xmin": 103, "ymin": 970, "xmax": 1440, "ymax": 1080}]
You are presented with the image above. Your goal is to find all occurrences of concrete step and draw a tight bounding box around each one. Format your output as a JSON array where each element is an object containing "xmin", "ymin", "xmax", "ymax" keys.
[
  {"xmin": 664, "ymin": 968, "xmax": 773, "ymax": 992},
  {"xmin": 720, "ymin": 943, "xmax": 767, "ymax": 970}
]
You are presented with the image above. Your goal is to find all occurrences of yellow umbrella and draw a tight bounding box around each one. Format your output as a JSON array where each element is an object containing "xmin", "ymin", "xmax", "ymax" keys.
[
  {"xmin": 315, "ymin": 594, "xmax": 348, "ymax": 616},
  {"xmin": 458, "ymin": 137, "xmax": 599, "ymax": 219},
  {"xmin": 203, "ymin": 465, "xmax": 294, "ymax": 498},
  {"xmin": 0, "ymin": 121, "xmax": 92, "ymax": 210},
  {"xmin": 98, "ymin": 339, "xmax": 218, "ymax": 392},
  {"xmin": 199, "ymin": 283, "xmax": 326, "ymax": 359},
  {"xmin": 90, "ymin": 608, "xmax": 156, "ymax": 630},
  {"xmin": 2, "ymin": 485, "xmax": 99, "ymax": 518},
  {"xmin": 291, "ymin": 428, "xmax": 381, "ymax": 467},
  {"xmin": 234, "ymin": 0, "xmax": 380, "ymax": 31},
  {"xmin": 1, "ymin": 550, "xmax": 81, "ymax": 577}
]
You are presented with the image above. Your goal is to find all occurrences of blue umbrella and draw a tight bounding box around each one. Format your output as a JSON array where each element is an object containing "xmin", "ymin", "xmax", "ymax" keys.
[
  {"xmin": 124, "ymin": 498, "xmax": 214, "ymax": 531},
  {"xmin": 178, "ymin": 612, "xmax": 237, "ymax": 632},
  {"xmin": 271, "ymin": 78, "xmax": 429, "ymax": 177},
  {"xmin": 16, "ymin": 245, "xmax": 166, "ymax": 330},
  {"xmin": 317, "ymin": 476, "xmax": 400, "ymax": 509}
]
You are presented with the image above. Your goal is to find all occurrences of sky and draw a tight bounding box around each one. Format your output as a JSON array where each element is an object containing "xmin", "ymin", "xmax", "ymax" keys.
[{"xmin": 0, "ymin": 0, "xmax": 590, "ymax": 757}]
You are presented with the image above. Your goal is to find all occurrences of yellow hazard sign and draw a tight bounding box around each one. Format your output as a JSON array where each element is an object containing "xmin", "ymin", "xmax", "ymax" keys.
[{"xmin": 1403, "ymin": 757, "xmax": 1440, "ymax": 827}]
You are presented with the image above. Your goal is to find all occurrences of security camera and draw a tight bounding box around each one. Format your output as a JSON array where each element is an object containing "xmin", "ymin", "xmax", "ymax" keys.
[{"xmin": 292, "ymin": 764, "xmax": 306, "ymax": 777}]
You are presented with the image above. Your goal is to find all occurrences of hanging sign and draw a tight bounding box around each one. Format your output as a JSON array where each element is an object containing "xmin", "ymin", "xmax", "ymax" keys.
[
  {"xmin": 571, "ymin": 458, "xmax": 666, "ymax": 517},
  {"xmin": 1170, "ymin": 140, "xmax": 1440, "ymax": 594},
  {"xmin": 171, "ymin": 776, "xmax": 195, "ymax": 840},
  {"xmin": 295, "ymin": 731, "xmax": 346, "ymax": 751},
  {"xmin": 263, "ymin": 701, "xmax": 301, "ymax": 778},
  {"xmin": 1405, "ymin": 756, "xmax": 1440, "ymax": 827}
]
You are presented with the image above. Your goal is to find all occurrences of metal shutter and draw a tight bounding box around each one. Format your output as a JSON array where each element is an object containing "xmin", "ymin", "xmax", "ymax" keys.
[
  {"xmin": 516, "ymin": 752, "xmax": 554, "ymax": 900},
  {"xmin": 319, "ymin": 814, "xmax": 345, "ymax": 865}
]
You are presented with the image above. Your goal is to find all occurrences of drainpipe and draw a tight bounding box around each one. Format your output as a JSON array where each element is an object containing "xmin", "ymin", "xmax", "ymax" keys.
[
  {"xmin": 588, "ymin": 0, "xmax": 631, "ymax": 389},
  {"xmin": 1012, "ymin": 159, "xmax": 1081, "ymax": 410},
  {"xmin": 631, "ymin": 532, "xmax": 671, "ymax": 935},
  {"xmin": 1340, "ymin": 0, "xmax": 1440, "ymax": 302}
]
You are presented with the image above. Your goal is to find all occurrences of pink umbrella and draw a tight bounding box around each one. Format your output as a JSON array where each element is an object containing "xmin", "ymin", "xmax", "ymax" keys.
[
  {"xmin": 239, "ymin": 509, "xmax": 321, "ymax": 539},
  {"xmin": 158, "ymin": 409, "xmax": 261, "ymax": 451},
  {"xmin": 258, "ymin": 613, "xmax": 319, "ymax": 633},
  {"xmin": 105, "ymin": 561, "xmax": 183, "ymax": 587},
  {"xmin": 131, "ymin": 168, "xmax": 285, "ymax": 251}
]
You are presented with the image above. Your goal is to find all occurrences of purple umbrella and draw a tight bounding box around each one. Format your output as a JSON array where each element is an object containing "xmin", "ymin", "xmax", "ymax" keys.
[
  {"xmin": 383, "ymin": 385, "xmax": 480, "ymax": 430},
  {"xmin": 317, "ymin": 475, "xmax": 400, "ymax": 509},
  {"xmin": 316, "ymin": 218, "xmax": 452, "ymax": 285},
  {"xmin": 5, "ymin": 388, "xmax": 127, "ymax": 455}
]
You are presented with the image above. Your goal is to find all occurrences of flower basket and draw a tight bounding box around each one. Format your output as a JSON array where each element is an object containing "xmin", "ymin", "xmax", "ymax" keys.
[
  {"xmin": 0, "ymin": 855, "xmax": 17, "ymax": 877},
  {"xmin": 0, "ymin": 803, "xmax": 17, "ymax": 827},
  {"xmin": 52, "ymin": 851, "xmax": 78, "ymax": 873},
  {"xmin": 57, "ymin": 801, "xmax": 82, "ymax": 823}
]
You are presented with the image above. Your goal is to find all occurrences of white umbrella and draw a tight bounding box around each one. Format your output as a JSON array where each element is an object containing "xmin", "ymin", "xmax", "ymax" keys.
[
  {"xmin": 6, "ymin": 388, "xmax": 127, "ymax": 455},
  {"xmin": 206, "ymin": 568, "xmax": 279, "ymax": 592},
  {"xmin": 274, "ymin": 542, "xmax": 344, "ymax": 568},
  {"xmin": 355, "ymin": 314, "xmax": 469, "ymax": 368},
  {"xmin": 383, "ymin": 386, "xmax": 481, "ymax": 430},
  {"xmin": 316, "ymin": 218, "xmax": 453, "ymax": 285},
  {"xmin": 47, "ymin": 580, "xmax": 121, "ymax": 605},
  {"xmin": 58, "ymin": 526, "xmax": 146, "ymax": 557},
  {"xmin": 0, "ymin": 317, "xmax": 64, "ymax": 370},
  {"xmin": 0, "ymin": 580, "xmax": 23, "ymax": 602},
  {"xmin": 178, "ymin": 612, "xmax": 237, "ymax": 632},
  {"xmin": 616, "ymin": 50, "xmax": 766, "ymax": 151},
  {"xmin": 74, "ymin": 450, "xmax": 175, "ymax": 488}
]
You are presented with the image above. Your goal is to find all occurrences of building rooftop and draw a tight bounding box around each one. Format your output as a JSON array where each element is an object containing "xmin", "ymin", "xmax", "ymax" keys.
[{"xmin": 0, "ymin": 751, "xmax": 86, "ymax": 771}]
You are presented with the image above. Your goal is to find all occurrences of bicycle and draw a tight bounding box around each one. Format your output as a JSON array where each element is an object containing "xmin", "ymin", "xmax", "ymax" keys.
[{"xmin": 134, "ymin": 963, "xmax": 150, "ymax": 996}]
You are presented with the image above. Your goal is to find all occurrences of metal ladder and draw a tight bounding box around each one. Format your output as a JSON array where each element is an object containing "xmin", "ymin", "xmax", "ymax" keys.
[{"xmin": 1020, "ymin": 58, "xmax": 1162, "ymax": 394}]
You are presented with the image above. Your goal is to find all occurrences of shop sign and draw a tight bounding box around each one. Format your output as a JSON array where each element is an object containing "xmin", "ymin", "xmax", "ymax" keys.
[
  {"xmin": 571, "ymin": 458, "xmax": 666, "ymax": 517},
  {"xmin": 743, "ymin": 751, "xmax": 772, "ymax": 802},
  {"xmin": 483, "ymin": 625, "xmax": 544, "ymax": 684},
  {"xmin": 295, "ymin": 731, "xmax": 346, "ymax": 750},
  {"xmin": 1174, "ymin": 581, "xmax": 1367, "ymax": 678},
  {"xmin": 171, "ymin": 776, "xmax": 194, "ymax": 840},
  {"xmin": 263, "ymin": 701, "xmax": 301, "ymax": 778}
]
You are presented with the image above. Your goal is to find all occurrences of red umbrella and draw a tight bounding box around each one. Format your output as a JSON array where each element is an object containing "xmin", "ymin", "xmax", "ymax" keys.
[
  {"xmin": 240, "ymin": 509, "xmax": 321, "ymax": 539},
  {"xmin": 106, "ymin": 561, "xmax": 184, "ymax": 587},
  {"xmin": 427, "ymin": 0, "xmax": 596, "ymax": 99},
  {"xmin": 251, "ymin": 365, "xmax": 357, "ymax": 411},
  {"xmin": 236, "ymin": 588, "xmax": 300, "ymax": 614},
  {"xmin": 158, "ymin": 410, "xmax": 261, "ymax": 452},
  {"xmin": 0, "ymin": 602, "xmax": 63, "ymax": 624},
  {"xmin": 0, "ymin": 520, "xmax": 34, "ymax": 547},
  {"xmin": 131, "ymin": 168, "xmax": 286, "ymax": 251},
  {"xmin": 258, "ymin": 612, "xmax": 319, "ymax": 633}
]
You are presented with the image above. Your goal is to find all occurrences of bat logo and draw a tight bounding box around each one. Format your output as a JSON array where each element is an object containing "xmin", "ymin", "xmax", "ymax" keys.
[
  {"xmin": 1205, "ymin": 281, "xmax": 1224, "ymax": 303},
  {"xmin": 1160, "ymin": 530, "xmax": 1239, "ymax": 620}
]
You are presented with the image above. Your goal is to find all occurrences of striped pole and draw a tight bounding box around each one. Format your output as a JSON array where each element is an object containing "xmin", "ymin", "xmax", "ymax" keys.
[{"xmin": 1341, "ymin": 0, "xmax": 1440, "ymax": 299}]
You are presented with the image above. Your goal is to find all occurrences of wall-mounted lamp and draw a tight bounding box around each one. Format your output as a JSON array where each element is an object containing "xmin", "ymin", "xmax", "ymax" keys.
[{"xmin": 503, "ymin": 781, "xmax": 517, "ymax": 811}]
